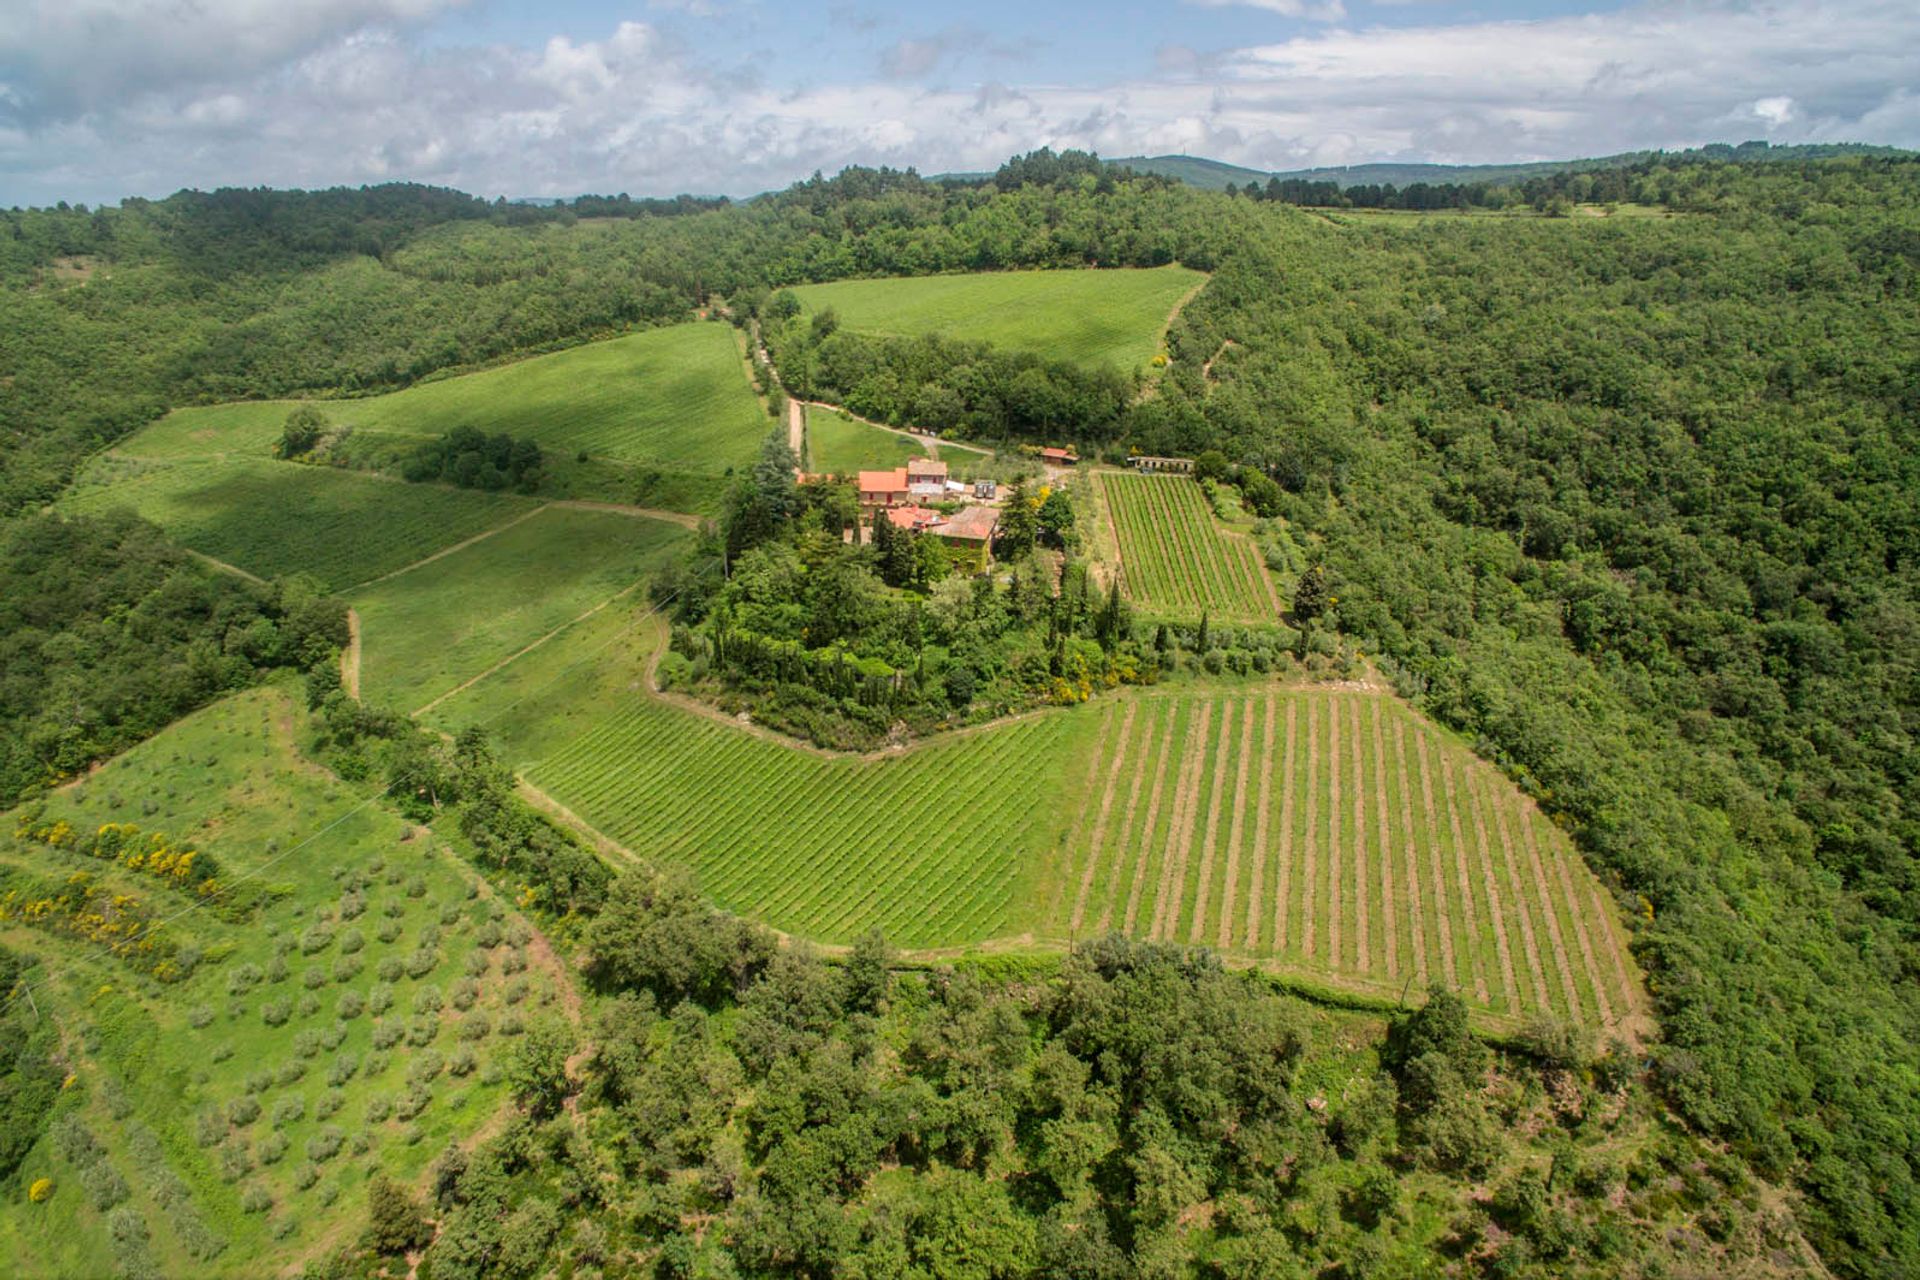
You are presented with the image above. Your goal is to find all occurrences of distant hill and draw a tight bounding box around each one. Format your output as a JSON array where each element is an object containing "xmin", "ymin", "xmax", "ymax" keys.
[{"xmin": 1110, "ymin": 141, "xmax": 1913, "ymax": 191}]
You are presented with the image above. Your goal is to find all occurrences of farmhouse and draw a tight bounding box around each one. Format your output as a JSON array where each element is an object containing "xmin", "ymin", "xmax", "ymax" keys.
[
  {"xmin": 1040, "ymin": 446, "xmax": 1080, "ymax": 465},
  {"xmin": 1132, "ymin": 454, "xmax": 1194, "ymax": 473},
  {"xmin": 882, "ymin": 505, "xmax": 944, "ymax": 532},
  {"xmin": 932, "ymin": 505, "xmax": 1001, "ymax": 569},
  {"xmin": 858, "ymin": 458, "xmax": 949, "ymax": 507}
]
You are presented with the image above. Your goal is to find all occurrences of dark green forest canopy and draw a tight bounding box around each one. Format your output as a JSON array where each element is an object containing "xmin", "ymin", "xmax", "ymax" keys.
[{"xmin": 4, "ymin": 151, "xmax": 1919, "ymax": 1275}]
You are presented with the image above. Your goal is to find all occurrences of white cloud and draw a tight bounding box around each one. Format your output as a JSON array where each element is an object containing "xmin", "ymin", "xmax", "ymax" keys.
[
  {"xmin": 1, "ymin": 0, "xmax": 1917, "ymax": 205},
  {"xmin": 1184, "ymin": 0, "xmax": 1346, "ymax": 22}
]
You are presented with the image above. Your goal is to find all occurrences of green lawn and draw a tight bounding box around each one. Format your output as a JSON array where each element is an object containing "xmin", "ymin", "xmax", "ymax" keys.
[
  {"xmin": 789, "ymin": 266, "xmax": 1206, "ymax": 370},
  {"xmin": 805, "ymin": 407, "xmax": 929, "ymax": 475},
  {"xmin": 349, "ymin": 505, "xmax": 693, "ymax": 715},
  {"xmin": 0, "ymin": 686, "xmax": 560, "ymax": 1276},
  {"xmin": 123, "ymin": 321, "xmax": 768, "ymax": 475},
  {"xmin": 58, "ymin": 457, "xmax": 537, "ymax": 591}
]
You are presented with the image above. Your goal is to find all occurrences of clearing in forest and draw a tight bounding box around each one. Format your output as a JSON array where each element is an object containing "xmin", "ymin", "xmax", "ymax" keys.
[
  {"xmin": 348, "ymin": 505, "xmax": 694, "ymax": 714},
  {"xmin": 1098, "ymin": 471, "xmax": 1276, "ymax": 622},
  {"xmin": 789, "ymin": 266, "xmax": 1206, "ymax": 370},
  {"xmin": 127, "ymin": 321, "xmax": 768, "ymax": 477},
  {"xmin": 0, "ymin": 687, "xmax": 560, "ymax": 1276},
  {"xmin": 58, "ymin": 456, "xmax": 539, "ymax": 592}
]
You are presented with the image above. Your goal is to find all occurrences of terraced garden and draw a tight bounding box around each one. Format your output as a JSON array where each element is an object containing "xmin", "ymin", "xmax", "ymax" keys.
[
  {"xmin": 58, "ymin": 457, "xmax": 538, "ymax": 591},
  {"xmin": 1099, "ymin": 471, "xmax": 1277, "ymax": 621},
  {"xmin": 789, "ymin": 266, "xmax": 1205, "ymax": 370},
  {"xmin": 1038, "ymin": 688, "xmax": 1642, "ymax": 1031}
]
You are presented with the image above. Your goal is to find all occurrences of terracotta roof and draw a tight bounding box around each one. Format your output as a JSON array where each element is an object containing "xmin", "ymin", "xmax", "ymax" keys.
[
  {"xmin": 857, "ymin": 468, "xmax": 909, "ymax": 492},
  {"xmin": 935, "ymin": 505, "xmax": 1000, "ymax": 542},
  {"xmin": 1040, "ymin": 447, "xmax": 1079, "ymax": 462},
  {"xmin": 883, "ymin": 505, "xmax": 943, "ymax": 530}
]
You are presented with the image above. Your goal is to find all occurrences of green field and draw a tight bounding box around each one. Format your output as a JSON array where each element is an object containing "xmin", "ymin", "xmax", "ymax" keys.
[
  {"xmin": 804, "ymin": 407, "xmax": 932, "ymax": 475},
  {"xmin": 59, "ymin": 458, "xmax": 538, "ymax": 591},
  {"xmin": 1099, "ymin": 471, "xmax": 1276, "ymax": 621},
  {"xmin": 348, "ymin": 505, "xmax": 695, "ymax": 715},
  {"xmin": 127, "ymin": 321, "xmax": 768, "ymax": 477},
  {"xmin": 1039, "ymin": 689, "xmax": 1642, "ymax": 1029},
  {"xmin": 463, "ymin": 602, "xmax": 1639, "ymax": 1030},
  {"xmin": 790, "ymin": 266, "xmax": 1205, "ymax": 370},
  {"xmin": 0, "ymin": 687, "xmax": 566, "ymax": 1276}
]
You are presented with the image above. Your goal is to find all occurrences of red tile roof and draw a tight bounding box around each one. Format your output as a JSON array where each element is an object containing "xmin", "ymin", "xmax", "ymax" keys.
[
  {"xmin": 858, "ymin": 468, "xmax": 909, "ymax": 492},
  {"xmin": 935, "ymin": 505, "xmax": 1000, "ymax": 542},
  {"xmin": 883, "ymin": 505, "xmax": 942, "ymax": 530}
]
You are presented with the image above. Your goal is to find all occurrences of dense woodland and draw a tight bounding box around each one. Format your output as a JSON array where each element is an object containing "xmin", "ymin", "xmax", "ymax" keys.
[{"xmin": 2, "ymin": 150, "xmax": 1918, "ymax": 1275}]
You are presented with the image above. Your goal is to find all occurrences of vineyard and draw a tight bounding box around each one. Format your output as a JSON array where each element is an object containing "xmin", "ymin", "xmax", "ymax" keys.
[
  {"xmin": 528, "ymin": 698, "xmax": 1090, "ymax": 949},
  {"xmin": 1099, "ymin": 471, "xmax": 1276, "ymax": 622},
  {"xmin": 348, "ymin": 506, "xmax": 694, "ymax": 714},
  {"xmin": 1039, "ymin": 688, "xmax": 1642, "ymax": 1031},
  {"xmin": 59, "ymin": 457, "xmax": 538, "ymax": 591},
  {"xmin": 788, "ymin": 266, "xmax": 1205, "ymax": 370}
]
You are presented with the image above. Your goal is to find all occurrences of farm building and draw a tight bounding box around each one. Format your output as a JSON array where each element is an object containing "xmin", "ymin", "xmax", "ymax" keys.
[
  {"xmin": 1132, "ymin": 454, "xmax": 1194, "ymax": 473},
  {"xmin": 882, "ymin": 505, "xmax": 944, "ymax": 532},
  {"xmin": 932, "ymin": 505, "xmax": 1001, "ymax": 571},
  {"xmin": 858, "ymin": 459, "xmax": 949, "ymax": 507},
  {"xmin": 1040, "ymin": 446, "xmax": 1080, "ymax": 465}
]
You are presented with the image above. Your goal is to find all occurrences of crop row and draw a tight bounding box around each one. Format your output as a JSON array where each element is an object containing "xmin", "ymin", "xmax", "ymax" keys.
[
  {"xmin": 1100, "ymin": 473, "xmax": 1272, "ymax": 621},
  {"xmin": 533, "ymin": 699, "xmax": 1074, "ymax": 947},
  {"xmin": 1049, "ymin": 688, "xmax": 1640, "ymax": 1029}
]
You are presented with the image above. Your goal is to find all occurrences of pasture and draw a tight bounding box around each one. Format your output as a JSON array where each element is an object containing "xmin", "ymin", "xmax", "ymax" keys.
[
  {"xmin": 1099, "ymin": 471, "xmax": 1277, "ymax": 621},
  {"xmin": 789, "ymin": 266, "xmax": 1206, "ymax": 370},
  {"xmin": 0, "ymin": 687, "xmax": 565, "ymax": 1276},
  {"xmin": 348, "ymin": 505, "xmax": 695, "ymax": 715},
  {"xmin": 123, "ymin": 321, "xmax": 768, "ymax": 478},
  {"xmin": 59, "ymin": 457, "xmax": 538, "ymax": 591},
  {"xmin": 805, "ymin": 406, "xmax": 931, "ymax": 475}
]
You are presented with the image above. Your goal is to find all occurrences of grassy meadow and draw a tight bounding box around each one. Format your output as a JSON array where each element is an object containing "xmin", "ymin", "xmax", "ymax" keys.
[
  {"xmin": 0, "ymin": 686, "xmax": 570, "ymax": 1276},
  {"xmin": 347, "ymin": 505, "xmax": 694, "ymax": 715},
  {"xmin": 59, "ymin": 457, "xmax": 538, "ymax": 591},
  {"xmin": 789, "ymin": 266, "xmax": 1205, "ymax": 370}
]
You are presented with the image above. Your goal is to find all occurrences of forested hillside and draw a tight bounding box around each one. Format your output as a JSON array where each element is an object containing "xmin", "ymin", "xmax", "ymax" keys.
[{"xmin": 3, "ymin": 150, "xmax": 1917, "ymax": 1276}]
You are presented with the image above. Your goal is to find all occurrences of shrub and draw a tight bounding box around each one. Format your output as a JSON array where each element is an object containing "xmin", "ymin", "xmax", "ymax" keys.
[
  {"xmin": 245, "ymin": 1070, "xmax": 274, "ymax": 1096},
  {"xmin": 371, "ymin": 1020, "xmax": 402, "ymax": 1050},
  {"xmin": 505, "ymin": 977, "xmax": 529, "ymax": 1005},
  {"xmin": 475, "ymin": 921, "xmax": 503, "ymax": 949},
  {"xmin": 258, "ymin": 1132, "xmax": 289, "ymax": 1165},
  {"xmin": 450, "ymin": 978, "xmax": 479, "ymax": 1010},
  {"xmin": 305, "ymin": 1126, "xmax": 344, "ymax": 1164},
  {"xmin": 83, "ymin": 1161, "xmax": 131, "ymax": 1209},
  {"xmin": 502, "ymin": 949, "xmax": 528, "ymax": 977},
  {"xmin": 267, "ymin": 954, "xmax": 290, "ymax": 984},
  {"xmin": 228, "ymin": 1096, "xmax": 262, "ymax": 1127},
  {"xmin": 368, "ymin": 982, "xmax": 394, "ymax": 1015},
  {"xmin": 413, "ymin": 986, "xmax": 443, "ymax": 1016},
  {"xmin": 376, "ymin": 957, "xmax": 405, "ymax": 982},
  {"xmin": 464, "ymin": 951, "xmax": 491, "ymax": 978},
  {"xmin": 448, "ymin": 1046, "xmax": 478, "ymax": 1077},
  {"xmin": 363, "ymin": 1175, "xmax": 431, "ymax": 1255},
  {"xmin": 216, "ymin": 1142, "xmax": 252, "ymax": 1184},
  {"xmin": 383, "ymin": 897, "xmax": 405, "ymax": 917},
  {"xmin": 376, "ymin": 918, "xmax": 403, "ymax": 944},
  {"xmin": 260, "ymin": 999, "xmax": 292, "ymax": 1027},
  {"xmin": 339, "ymin": 891, "xmax": 366, "ymax": 921},
  {"xmin": 365, "ymin": 1096, "xmax": 392, "ymax": 1124},
  {"xmin": 303, "ymin": 966, "xmax": 328, "ymax": 990},
  {"xmin": 406, "ymin": 876, "xmax": 428, "ymax": 899},
  {"xmin": 210, "ymin": 1042, "xmax": 235, "ymax": 1063},
  {"xmin": 188, "ymin": 1004, "xmax": 215, "ymax": 1029},
  {"xmin": 406, "ymin": 1015, "xmax": 438, "ymax": 1048},
  {"xmin": 337, "ymin": 990, "xmax": 365, "ymax": 1020},
  {"xmin": 193, "ymin": 1108, "xmax": 225, "ymax": 1147},
  {"xmin": 364, "ymin": 1049, "xmax": 391, "ymax": 1078},
  {"xmin": 338, "ymin": 928, "xmax": 364, "ymax": 955},
  {"xmin": 297, "ymin": 992, "xmax": 321, "ymax": 1018},
  {"xmin": 292, "ymin": 1162, "xmax": 319, "ymax": 1191},
  {"xmin": 293, "ymin": 1029, "xmax": 325, "ymax": 1060},
  {"xmin": 28, "ymin": 1178, "xmax": 52, "ymax": 1203},
  {"xmin": 317, "ymin": 1089, "xmax": 345, "ymax": 1119},
  {"xmin": 226, "ymin": 964, "xmax": 263, "ymax": 996},
  {"xmin": 321, "ymin": 1023, "xmax": 347, "ymax": 1051},
  {"xmin": 409, "ymin": 1051, "xmax": 444, "ymax": 1087},
  {"xmin": 277, "ymin": 1059, "xmax": 308, "ymax": 1086},
  {"xmin": 333, "ymin": 954, "xmax": 364, "ymax": 983},
  {"xmin": 393, "ymin": 1084, "xmax": 432, "ymax": 1122},
  {"xmin": 498, "ymin": 1012, "xmax": 525, "ymax": 1038},
  {"xmin": 457, "ymin": 1013, "xmax": 491, "ymax": 1043},
  {"xmin": 241, "ymin": 1185, "xmax": 273, "ymax": 1213},
  {"xmin": 406, "ymin": 948, "xmax": 439, "ymax": 979},
  {"xmin": 271, "ymin": 1096, "xmax": 305, "ymax": 1129},
  {"xmin": 328, "ymin": 1054, "xmax": 360, "ymax": 1087},
  {"xmin": 299, "ymin": 925, "xmax": 333, "ymax": 955}
]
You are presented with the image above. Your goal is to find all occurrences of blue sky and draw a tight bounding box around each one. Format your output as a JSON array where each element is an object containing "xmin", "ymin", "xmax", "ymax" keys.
[{"xmin": 3, "ymin": 0, "xmax": 1917, "ymax": 205}]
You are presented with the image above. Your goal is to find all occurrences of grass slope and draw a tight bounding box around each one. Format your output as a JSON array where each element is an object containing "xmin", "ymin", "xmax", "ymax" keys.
[
  {"xmin": 805, "ymin": 407, "xmax": 929, "ymax": 475},
  {"xmin": 0, "ymin": 686, "xmax": 565, "ymax": 1276},
  {"xmin": 789, "ymin": 266, "xmax": 1205, "ymax": 370},
  {"xmin": 349, "ymin": 505, "xmax": 693, "ymax": 715},
  {"xmin": 59, "ymin": 457, "xmax": 537, "ymax": 591},
  {"xmin": 1099, "ymin": 471, "xmax": 1275, "ymax": 621},
  {"xmin": 125, "ymin": 321, "xmax": 767, "ymax": 477}
]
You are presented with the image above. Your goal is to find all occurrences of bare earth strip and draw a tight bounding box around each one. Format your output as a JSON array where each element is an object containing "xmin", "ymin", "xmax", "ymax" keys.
[
  {"xmin": 1393, "ymin": 719, "xmax": 1430, "ymax": 988},
  {"xmin": 187, "ymin": 548, "xmax": 268, "ymax": 585},
  {"xmin": 1423, "ymin": 731, "xmax": 1482, "ymax": 1000},
  {"xmin": 1527, "ymin": 805, "xmax": 1612, "ymax": 1025},
  {"xmin": 1347, "ymin": 697, "xmax": 1369, "ymax": 975},
  {"xmin": 1188, "ymin": 700, "xmax": 1241, "ymax": 941},
  {"xmin": 1300, "ymin": 696, "xmax": 1320, "ymax": 960},
  {"xmin": 350, "ymin": 502, "xmax": 548, "ymax": 590},
  {"xmin": 1151, "ymin": 702, "xmax": 1213, "ymax": 940},
  {"xmin": 1117, "ymin": 705, "xmax": 1179, "ymax": 935},
  {"xmin": 1327, "ymin": 693, "xmax": 1343, "ymax": 969},
  {"xmin": 1212, "ymin": 699, "xmax": 1259, "ymax": 949},
  {"xmin": 1070, "ymin": 703, "xmax": 1139, "ymax": 934},
  {"xmin": 1266, "ymin": 698, "xmax": 1298, "ymax": 954},
  {"xmin": 1237, "ymin": 694, "xmax": 1278, "ymax": 952},
  {"xmin": 1053, "ymin": 703, "xmax": 1118, "ymax": 924},
  {"xmin": 341, "ymin": 608, "xmax": 362, "ymax": 701},
  {"xmin": 1369, "ymin": 701, "xmax": 1398, "ymax": 981},
  {"xmin": 1473, "ymin": 764, "xmax": 1551, "ymax": 1013}
]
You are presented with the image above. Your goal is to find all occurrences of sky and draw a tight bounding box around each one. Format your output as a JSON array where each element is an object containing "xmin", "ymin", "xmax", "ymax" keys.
[{"xmin": 2, "ymin": 0, "xmax": 1917, "ymax": 206}]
